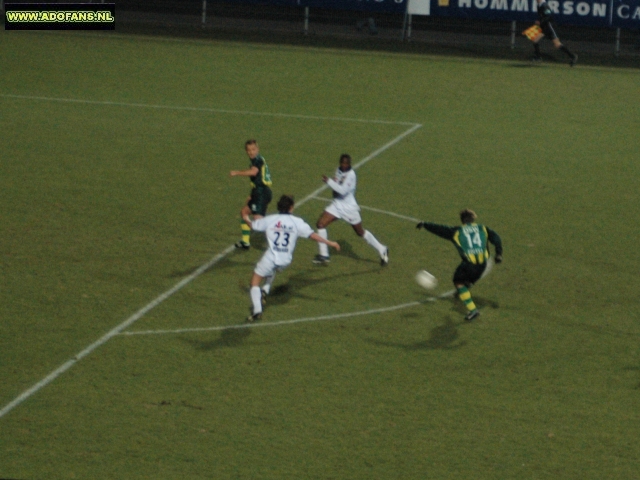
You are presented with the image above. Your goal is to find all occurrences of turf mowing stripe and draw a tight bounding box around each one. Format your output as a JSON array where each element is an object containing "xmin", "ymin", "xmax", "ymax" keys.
[
  {"xmin": 0, "ymin": 94, "xmax": 420, "ymax": 126},
  {"xmin": 0, "ymin": 123, "xmax": 422, "ymax": 420},
  {"xmin": 122, "ymin": 292, "xmax": 457, "ymax": 336}
]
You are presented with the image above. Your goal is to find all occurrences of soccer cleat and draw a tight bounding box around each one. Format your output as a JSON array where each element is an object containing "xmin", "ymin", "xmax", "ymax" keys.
[
  {"xmin": 465, "ymin": 310, "xmax": 480, "ymax": 322},
  {"xmin": 235, "ymin": 241, "xmax": 250, "ymax": 250},
  {"xmin": 312, "ymin": 254, "xmax": 330, "ymax": 265},
  {"xmin": 570, "ymin": 54, "xmax": 578, "ymax": 67},
  {"xmin": 246, "ymin": 312, "xmax": 262, "ymax": 323},
  {"xmin": 380, "ymin": 248, "xmax": 389, "ymax": 267},
  {"xmin": 261, "ymin": 290, "xmax": 267, "ymax": 306}
]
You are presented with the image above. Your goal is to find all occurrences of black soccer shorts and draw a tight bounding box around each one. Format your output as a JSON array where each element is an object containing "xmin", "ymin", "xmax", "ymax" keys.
[
  {"xmin": 249, "ymin": 187, "xmax": 272, "ymax": 216},
  {"xmin": 453, "ymin": 261, "xmax": 487, "ymax": 287}
]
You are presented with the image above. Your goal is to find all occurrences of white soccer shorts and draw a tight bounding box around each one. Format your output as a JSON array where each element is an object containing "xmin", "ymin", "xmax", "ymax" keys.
[
  {"xmin": 325, "ymin": 201, "xmax": 362, "ymax": 225},
  {"xmin": 254, "ymin": 250, "xmax": 289, "ymax": 277}
]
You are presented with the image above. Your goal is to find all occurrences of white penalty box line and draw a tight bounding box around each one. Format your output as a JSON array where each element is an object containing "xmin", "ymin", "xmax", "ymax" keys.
[
  {"xmin": 0, "ymin": 94, "xmax": 419, "ymax": 127},
  {"xmin": 310, "ymin": 195, "xmax": 422, "ymax": 224},
  {"xmin": 123, "ymin": 292, "xmax": 457, "ymax": 337},
  {"xmin": 0, "ymin": 95, "xmax": 422, "ymax": 419}
]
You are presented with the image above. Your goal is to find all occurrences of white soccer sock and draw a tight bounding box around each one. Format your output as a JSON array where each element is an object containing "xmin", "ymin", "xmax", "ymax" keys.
[
  {"xmin": 250, "ymin": 286, "xmax": 262, "ymax": 315},
  {"xmin": 317, "ymin": 228, "xmax": 329, "ymax": 257},
  {"xmin": 262, "ymin": 274, "xmax": 276, "ymax": 295},
  {"xmin": 363, "ymin": 230, "xmax": 385, "ymax": 255}
]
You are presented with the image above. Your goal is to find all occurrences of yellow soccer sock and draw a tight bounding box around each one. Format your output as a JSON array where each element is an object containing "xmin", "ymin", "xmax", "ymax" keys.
[
  {"xmin": 241, "ymin": 220, "xmax": 251, "ymax": 245},
  {"xmin": 457, "ymin": 286, "xmax": 477, "ymax": 312}
]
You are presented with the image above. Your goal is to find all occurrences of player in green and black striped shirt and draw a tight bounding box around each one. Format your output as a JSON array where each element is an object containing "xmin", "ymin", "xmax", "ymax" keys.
[
  {"xmin": 416, "ymin": 209, "xmax": 503, "ymax": 321},
  {"xmin": 230, "ymin": 139, "xmax": 273, "ymax": 249}
]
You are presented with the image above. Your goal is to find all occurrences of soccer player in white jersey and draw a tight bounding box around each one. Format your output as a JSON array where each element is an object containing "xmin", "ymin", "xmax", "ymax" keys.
[
  {"xmin": 243, "ymin": 194, "xmax": 340, "ymax": 322},
  {"xmin": 313, "ymin": 154, "xmax": 389, "ymax": 266}
]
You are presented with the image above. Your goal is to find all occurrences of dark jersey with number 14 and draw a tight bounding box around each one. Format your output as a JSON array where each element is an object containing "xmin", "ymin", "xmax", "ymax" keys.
[{"xmin": 422, "ymin": 222, "xmax": 503, "ymax": 265}]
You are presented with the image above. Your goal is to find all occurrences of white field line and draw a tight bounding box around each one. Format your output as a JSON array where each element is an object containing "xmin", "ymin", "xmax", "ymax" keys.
[
  {"xmin": 0, "ymin": 94, "xmax": 419, "ymax": 126},
  {"xmin": 123, "ymin": 291, "xmax": 457, "ymax": 337},
  {"xmin": 311, "ymin": 195, "xmax": 422, "ymax": 224},
  {"xmin": 0, "ymin": 117, "xmax": 422, "ymax": 419},
  {"xmin": 295, "ymin": 123, "xmax": 422, "ymax": 207},
  {"xmin": 0, "ymin": 245, "xmax": 235, "ymax": 419},
  {"xmin": 125, "ymin": 301, "xmax": 421, "ymax": 336}
]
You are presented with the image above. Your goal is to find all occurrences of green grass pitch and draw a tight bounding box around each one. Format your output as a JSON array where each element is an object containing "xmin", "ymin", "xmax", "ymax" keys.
[{"xmin": 1, "ymin": 28, "xmax": 639, "ymax": 479}]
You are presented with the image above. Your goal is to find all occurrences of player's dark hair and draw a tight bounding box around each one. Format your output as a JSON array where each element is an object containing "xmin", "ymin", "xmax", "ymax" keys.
[
  {"xmin": 340, "ymin": 154, "xmax": 351, "ymax": 164},
  {"xmin": 245, "ymin": 139, "xmax": 258, "ymax": 147},
  {"xmin": 460, "ymin": 209, "xmax": 477, "ymax": 224},
  {"xmin": 277, "ymin": 195, "xmax": 295, "ymax": 214}
]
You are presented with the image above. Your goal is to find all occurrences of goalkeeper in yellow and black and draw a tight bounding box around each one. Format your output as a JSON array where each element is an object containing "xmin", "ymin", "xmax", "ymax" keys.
[
  {"xmin": 416, "ymin": 209, "xmax": 503, "ymax": 321},
  {"xmin": 230, "ymin": 139, "xmax": 273, "ymax": 250}
]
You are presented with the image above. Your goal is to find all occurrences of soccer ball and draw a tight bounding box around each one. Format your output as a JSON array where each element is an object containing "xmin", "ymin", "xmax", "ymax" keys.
[{"xmin": 415, "ymin": 270, "xmax": 438, "ymax": 290}]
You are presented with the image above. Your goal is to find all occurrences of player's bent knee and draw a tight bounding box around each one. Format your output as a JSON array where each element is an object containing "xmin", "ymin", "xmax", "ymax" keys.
[{"xmin": 353, "ymin": 225, "xmax": 365, "ymax": 236}]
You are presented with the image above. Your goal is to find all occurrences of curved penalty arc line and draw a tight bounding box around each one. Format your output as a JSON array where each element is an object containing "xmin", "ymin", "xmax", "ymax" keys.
[{"xmin": 121, "ymin": 291, "xmax": 457, "ymax": 337}]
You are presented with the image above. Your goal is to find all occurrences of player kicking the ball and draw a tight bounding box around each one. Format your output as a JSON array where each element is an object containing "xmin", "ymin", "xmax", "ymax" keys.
[
  {"xmin": 313, "ymin": 154, "xmax": 389, "ymax": 266},
  {"xmin": 416, "ymin": 209, "xmax": 503, "ymax": 321},
  {"xmin": 243, "ymin": 194, "xmax": 340, "ymax": 322}
]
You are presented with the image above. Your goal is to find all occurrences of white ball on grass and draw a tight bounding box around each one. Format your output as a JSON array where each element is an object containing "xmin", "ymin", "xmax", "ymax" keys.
[{"xmin": 415, "ymin": 270, "xmax": 438, "ymax": 290}]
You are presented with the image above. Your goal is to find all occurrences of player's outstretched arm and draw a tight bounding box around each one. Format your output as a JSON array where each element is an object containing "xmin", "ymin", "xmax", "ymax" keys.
[
  {"xmin": 416, "ymin": 221, "xmax": 456, "ymax": 240},
  {"xmin": 487, "ymin": 227, "xmax": 503, "ymax": 262},
  {"xmin": 324, "ymin": 175, "xmax": 353, "ymax": 196},
  {"xmin": 230, "ymin": 166, "xmax": 259, "ymax": 177},
  {"xmin": 310, "ymin": 232, "xmax": 341, "ymax": 252}
]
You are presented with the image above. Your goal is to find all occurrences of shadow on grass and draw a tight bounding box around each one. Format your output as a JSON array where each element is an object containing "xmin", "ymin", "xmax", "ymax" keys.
[
  {"xmin": 168, "ymin": 238, "xmax": 378, "ymax": 279},
  {"xmin": 168, "ymin": 236, "xmax": 269, "ymax": 278},
  {"xmin": 445, "ymin": 294, "xmax": 500, "ymax": 315},
  {"xmin": 367, "ymin": 317, "xmax": 467, "ymax": 351},
  {"xmin": 336, "ymin": 240, "xmax": 381, "ymax": 265},
  {"xmin": 168, "ymin": 255, "xmax": 254, "ymax": 278},
  {"xmin": 181, "ymin": 326, "xmax": 252, "ymax": 351},
  {"xmin": 237, "ymin": 265, "xmax": 382, "ymax": 307},
  {"xmin": 506, "ymin": 52, "xmax": 562, "ymax": 67},
  {"xmin": 624, "ymin": 366, "xmax": 640, "ymax": 390}
]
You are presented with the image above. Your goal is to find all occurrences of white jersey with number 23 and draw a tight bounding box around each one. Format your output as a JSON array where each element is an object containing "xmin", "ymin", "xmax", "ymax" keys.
[{"xmin": 252, "ymin": 213, "xmax": 315, "ymax": 267}]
